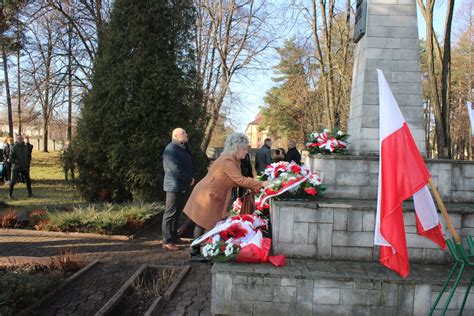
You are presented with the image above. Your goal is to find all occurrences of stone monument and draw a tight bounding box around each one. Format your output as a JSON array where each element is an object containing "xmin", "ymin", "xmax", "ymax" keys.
[
  {"xmin": 348, "ymin": 0, "xmax": 425, "ymax": 155},
  {"xmin": 210, "ymin": 0, "xmax": 474, "ymax": 314}
]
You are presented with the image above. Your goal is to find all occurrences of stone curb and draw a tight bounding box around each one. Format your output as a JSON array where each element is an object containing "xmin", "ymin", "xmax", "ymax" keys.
[
  {"xmin": 129, "ymin": 213, "xmax": 164, "ymax": 240},
  {"xmin": 0, "ymin": 228, "xmax": 131, "ymax": 241},
  {"xmin": 162, "ymin": 264, "xmax": 191, "ymax": 301},
  {"xmin": 96, "ymin": 264, "xmax": 191, "ymax": 316},
  {"xmin": 0, "ymin": 256, "xmax": 53, "ymax": 266},
  {"xmin": 0, "ymin": 213, "xmax": 164, "ymax": 241},
  {"xmin": 95, "ymin": 263, "xmax": 147, "ymax": 316},
  {"xmin": 19, "ymin": 260, "xmax": 100, "ymax": 316}
]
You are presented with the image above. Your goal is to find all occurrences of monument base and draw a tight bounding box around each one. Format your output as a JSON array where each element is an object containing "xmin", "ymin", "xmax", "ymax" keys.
[
  {"xmin": 303, "ymin": 154, "xmax": 474, "ymax": 203},
  {"xmin": 271, "ymin": 200, "xmax": 473, "ymax": 263},
  {"xmin": 211, "ymin": 259, "xmax": 473, "ymax": 315}
]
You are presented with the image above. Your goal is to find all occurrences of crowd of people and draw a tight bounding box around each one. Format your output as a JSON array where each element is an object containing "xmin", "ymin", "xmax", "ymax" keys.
[
  {"xmin": 161, "ymin": 128, "xmax": 302, "ymax": 261},
  {"xmin": 1, "ymin": 135, "xmax": 34, "ymax": 199}
]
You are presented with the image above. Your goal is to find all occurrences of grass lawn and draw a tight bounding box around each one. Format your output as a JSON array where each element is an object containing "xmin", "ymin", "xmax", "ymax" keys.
[
  {"xmin": 0, "ymin": 151, "xmax": 165, "ymax": 235},
  {"xmin": 0, "ymin": 151, "xmax": 85, "ymax": 215}
]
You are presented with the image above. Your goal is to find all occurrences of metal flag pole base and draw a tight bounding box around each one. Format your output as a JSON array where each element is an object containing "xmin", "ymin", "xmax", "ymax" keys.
[{"xmin": 429, "ymin": 236, "xmax": 474, "ymax": 315}]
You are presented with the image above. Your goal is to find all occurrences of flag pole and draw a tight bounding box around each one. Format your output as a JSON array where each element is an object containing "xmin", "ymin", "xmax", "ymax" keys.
[{"xmin": 428, "ymin": 178, "xmax": 461, "ymax": 244}]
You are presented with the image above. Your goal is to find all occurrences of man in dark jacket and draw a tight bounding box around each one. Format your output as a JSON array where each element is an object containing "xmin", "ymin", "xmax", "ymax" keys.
[
  {"xmin": 284, "ymin": 140, "xmax": 302, "ymax": 165},
  {"xmin": 8, "ymin": 135, "xmax": 33, "ymax": 198},
  {"xmin": 255, "ymin": 138, "xmax": 272, "ymax": 175},
  {"xmin": 3, "ymin": 137, "xmax": 13, "ymax": 181},
  {"xmin": 162, "ymin": 128, "xmax": 195, "ymax": 251}
]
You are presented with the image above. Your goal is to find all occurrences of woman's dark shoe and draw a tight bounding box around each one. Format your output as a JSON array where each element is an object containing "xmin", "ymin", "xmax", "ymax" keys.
[{"xmin": 189, "ymin": 253, "xmax": 210, "ymax": 263}]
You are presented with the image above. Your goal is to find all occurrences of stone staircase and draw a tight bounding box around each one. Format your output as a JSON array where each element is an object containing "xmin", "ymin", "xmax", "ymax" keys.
[{"xmin": 211, "ymin": 199, "xmax": 474, "ymax": 315}]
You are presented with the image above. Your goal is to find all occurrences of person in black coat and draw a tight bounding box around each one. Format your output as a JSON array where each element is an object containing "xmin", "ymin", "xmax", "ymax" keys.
[
  {"xmin": 284, "ymin": 140, "xmax": 302, "ymax": 165},
  {"xmin": 3, "ymin": 137, "xmax": 13, "ymax": 181},
  {"xmin": 255, "ymin": 138, "xmax": 272, "ymax": 174},
  {"xmin": 162, "ymin": 128, "xmax": 195, "ymax": 251},
  {"xmin": 234, "ymin": 146, "xmax": 253, "ymax": 198}
]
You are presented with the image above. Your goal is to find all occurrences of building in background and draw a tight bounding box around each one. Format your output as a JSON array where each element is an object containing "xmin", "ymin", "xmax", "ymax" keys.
[{"xmin": 245, "ymin": 112, "xmax": 287, "ymax": 149}]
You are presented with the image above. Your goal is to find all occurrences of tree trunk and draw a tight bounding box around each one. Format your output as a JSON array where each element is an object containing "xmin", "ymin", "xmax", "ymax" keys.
[
  {"xmin": 16, "ymin": 30, "xmax": 21, "ymax": 135},
  {"xmin": 425, "ymin": 7, "xmax": 449, "ymax": 158},
  {"xmin": 441, "ymin": 0, "xmax": 455, "ymax": 159},
  {"xmin": 42, "ymin": 118, "xmax": 48, "ymax": 152},
  {"xmin": 200, "ymin": 90, "xmax": 226, "ymax": 151},
  {"xmin": 2, "ymin": 41, "xmax": 14, "ymax": 137},
  {"xmin": 67, "ymin": 6, "xmax": 73, "ymax": 142}
]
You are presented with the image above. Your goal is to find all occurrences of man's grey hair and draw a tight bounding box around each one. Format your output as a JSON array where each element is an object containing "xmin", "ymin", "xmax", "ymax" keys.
[{"xmin": 223, "ymin": 133, "xmax": 249, "ymax": 155}]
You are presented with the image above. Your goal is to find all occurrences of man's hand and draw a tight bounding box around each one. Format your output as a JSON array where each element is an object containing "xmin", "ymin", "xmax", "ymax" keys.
[{"xmin": 190, "ymin": 178, "xmax": 195, "ymax": 186}]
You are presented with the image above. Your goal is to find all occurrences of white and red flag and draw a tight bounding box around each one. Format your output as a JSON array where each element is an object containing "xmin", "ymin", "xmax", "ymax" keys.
[{"xmin": 374, "ymin": 69, "xmax": 446, "ymax": 278}]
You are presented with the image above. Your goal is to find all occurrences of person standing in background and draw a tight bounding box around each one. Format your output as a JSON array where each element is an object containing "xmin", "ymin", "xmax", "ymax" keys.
[
  {"xmin": 8, "ymin": 135, "xmax": 34, "ymax": 198},
  {"xmin": 3, "ymin": 137, "xmax": 13, "ymax": 182},
  {"xmin": 255, "ymin": 138, "xmax": 272, "ymax": 175},
  {"xmin": 162, "ymin": 128, "xmax": 195, "ymax": 251},
  {"xmin": 284, "ymin": 140, "xmax": 302, "ymax": 165}
]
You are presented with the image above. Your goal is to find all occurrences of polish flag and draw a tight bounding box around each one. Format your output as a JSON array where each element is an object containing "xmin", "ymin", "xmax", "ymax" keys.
[{"xmin": 374, "ymin": 69, "xmax": 446, "ymax": 278}]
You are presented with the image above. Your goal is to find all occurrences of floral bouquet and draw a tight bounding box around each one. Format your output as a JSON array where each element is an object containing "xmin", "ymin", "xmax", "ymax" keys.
[
  {"xmin": 305, "ymin": 129, "xmax": 349, "ymax": 155},
  {"xmin": 256, "ymin": 161, "xmax": 325, "ymax": 207},
  {"xmin": 192, "ymin": 213, "xmax": 271, "ymax": 263}
]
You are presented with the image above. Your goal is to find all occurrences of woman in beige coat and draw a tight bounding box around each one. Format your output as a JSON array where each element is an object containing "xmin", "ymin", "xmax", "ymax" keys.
[{"xmin": 183, "ymin": 132, "xmax": 267, "ymax": 258}]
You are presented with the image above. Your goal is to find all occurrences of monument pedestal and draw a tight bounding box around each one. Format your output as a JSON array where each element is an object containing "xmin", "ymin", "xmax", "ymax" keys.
[
  {"xmin": 212, "ymin": 259, "xmax": 474, "ymax": 315},
  {"xmin": 271, "ymin": 200, "xmax": 473, "ymax": 263},
  {"xmin": 303, "ymin": 154, "xmax": 474, "ymax": 203}
]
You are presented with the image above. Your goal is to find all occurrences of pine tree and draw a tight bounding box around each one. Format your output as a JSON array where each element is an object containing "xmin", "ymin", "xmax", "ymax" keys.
[{"xmin": 74, "ymin": 0, "xmax": 206, "ymax": 202}]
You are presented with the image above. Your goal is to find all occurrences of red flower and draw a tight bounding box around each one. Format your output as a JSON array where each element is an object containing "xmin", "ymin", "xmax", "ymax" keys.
[
  {"xmin": 219, "ymin": 230, "xmax": 229, "ymax": 240},
  {"xmin": 265, "ymin": 188, "xmax": 277, "ymax": 195},
  {"xmin": 304, "ymin": 187, "xmax": 317, "ymax": 196},
  {"xmin": 241, "ymin": 214, "xmax": 254, "ymax": 223},
  {"xmin": 256, "ymin": 201, "xmax": 270, "ymax": 211},
  {"xmin": 226, "ymin": 223, "xmax": 248, "ymax": 239},
  {"xmin": 231, "ymin": 216, "xmax": 241, "ymax": 221},
  {"xmin": 290, "ymin": 164, "xmax": 301, "ymax": 174}
]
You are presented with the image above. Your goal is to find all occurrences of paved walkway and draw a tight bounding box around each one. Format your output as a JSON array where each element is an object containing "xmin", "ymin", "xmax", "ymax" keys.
[{"xmin": 0, "ymin": 221, "xmax": 212, "ymax": 315}]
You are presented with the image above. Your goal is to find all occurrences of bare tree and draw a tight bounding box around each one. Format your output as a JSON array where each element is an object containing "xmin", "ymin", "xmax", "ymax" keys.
[
  {"xmin": 22, "ymin": 7, "xmax": 66, "ymax": 151},
  {"xmin": 418, "ymin": 0, "xmax": 455, "ymax": 158},
  {"xmin": 46, "ymin": 0, "xmax": 112, "ymax": 87},
  {"xmin": 289, "ymin": 0, "xmax": 353, "ymax": 130},
  {"xmin": 195, "ymin": 0, "xmax": 275, "ymax": 151},
  {"xmin": 1, "ymin": 0, "xmax": 25, "ymax": 136}
]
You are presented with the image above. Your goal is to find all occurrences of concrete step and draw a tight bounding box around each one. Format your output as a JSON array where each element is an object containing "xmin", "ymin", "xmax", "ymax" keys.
[
  {"xmin": 271, "ymin": 199, "xmax": 473, "ymax": 264},
  {"xmin": 212, "ymin": 259, "xmax": 474, "ymax": 315}
]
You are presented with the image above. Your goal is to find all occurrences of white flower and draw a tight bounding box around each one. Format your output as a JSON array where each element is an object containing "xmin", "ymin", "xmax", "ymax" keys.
[
  {"xmin": 212, "ymin": 248, "xmax": 220, "ymax": 256},
  {"xmin": 311, "ymin": 132, "xmax": 319, "ymax": 139},
  {"xmin": 202, "ymin": 244, "xmax": 213, "ymax": 257},
  {"xmin": 224, "ymin": 243, "xmax": 234, "ymax": 256},
  {"xmin": 337, "ymin": 130, "xmax": 344, "ymax": 136},
  {"xmin": 324, "ymin": 128, "xmax": 330, "ymax": 133},
  {"xmin": 308, "ymin": 173, "xmax": 322, "ymax": 185}
]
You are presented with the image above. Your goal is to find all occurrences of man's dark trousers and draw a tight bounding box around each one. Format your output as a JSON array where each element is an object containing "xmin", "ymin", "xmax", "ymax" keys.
[
  {"xmin": 9, "ymin": 169, "xmax": 32, "ymax": 197},
  {"xmin": 162, "ymin": 191, "xmax": 188, "ymax": 244}
]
